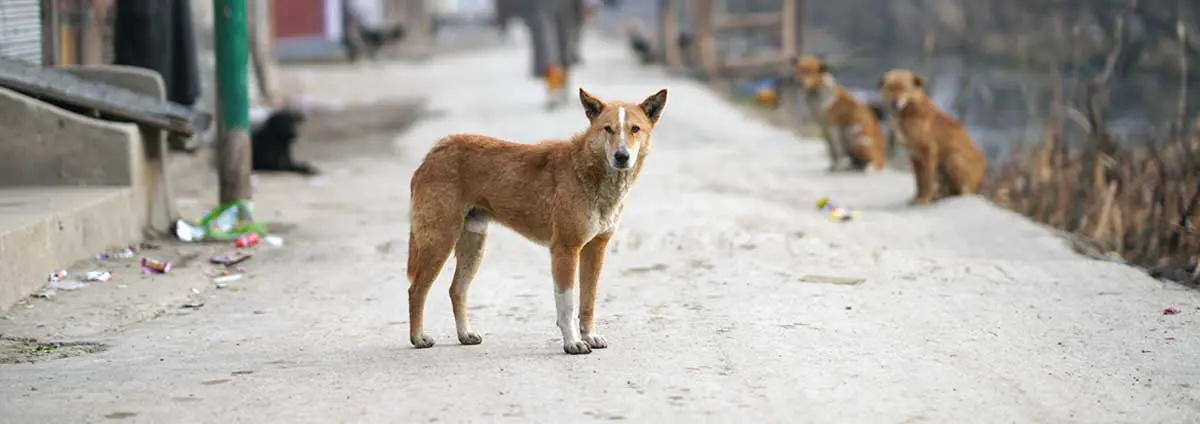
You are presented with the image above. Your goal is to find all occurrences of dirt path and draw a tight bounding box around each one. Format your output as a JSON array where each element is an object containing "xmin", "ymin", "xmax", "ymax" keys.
[{"xmin": 0, "ymin": 28, "xmax": 1197, "ymax": 424}]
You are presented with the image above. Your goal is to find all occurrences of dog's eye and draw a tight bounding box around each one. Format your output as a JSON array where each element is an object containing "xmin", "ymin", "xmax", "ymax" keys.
[
  {"xmin": 630, "ymin": 125, "xmax": 640, "ymax": 134},
  {"xmin": 603, "ymin": 126, "xmax": 614, "ymax": 134}
]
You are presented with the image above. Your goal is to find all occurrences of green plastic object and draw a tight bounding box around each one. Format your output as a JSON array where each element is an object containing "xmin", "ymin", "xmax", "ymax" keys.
[{"xmin": 176, "ymin": 200, "xmax": 267, "ymax": 242}]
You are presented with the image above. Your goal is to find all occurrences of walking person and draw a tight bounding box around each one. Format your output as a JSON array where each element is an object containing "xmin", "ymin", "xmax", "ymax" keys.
[{"xmin": 519, "ymin": 0, "xmax": 585, "ymax": 108}]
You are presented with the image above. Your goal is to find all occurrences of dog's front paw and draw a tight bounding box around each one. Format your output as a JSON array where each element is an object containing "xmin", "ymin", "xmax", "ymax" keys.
[
  {"xmin": 411, "ymin": 334, "xmax": 435, "ymax": 349},
  {"xmin": 582, "ymin": 333, "xmax": 608, "ymax": 349},
  {"xmin": 563, "ymin": 341, "xmax": 593, "ymax": 355},
  {"xmin": 457, "ymin": 331, "xmax": 483, "ymax": 345}
]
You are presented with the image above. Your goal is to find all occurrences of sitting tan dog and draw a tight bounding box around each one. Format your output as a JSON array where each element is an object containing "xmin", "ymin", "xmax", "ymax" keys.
[
  {"xmin": 878, "ymin": 69, "xmax": 986, "ymax": 205},
  {"xmin": 792, "ymin": 56, "xmax": 887, "ymax": 172}
]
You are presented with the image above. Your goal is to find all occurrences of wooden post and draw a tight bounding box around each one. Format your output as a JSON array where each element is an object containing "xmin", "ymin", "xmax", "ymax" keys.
[
  {"xmin": 780, "ymin": 0, "xmax": 796, "ymax": 59},
  {"xmin": 661, "ymin": 0, "xmax": 682, "ymax": 71},
  {"xmin": 794, "ymin": 0, "xmax": 805, "ymax": 56},
  {"xmin": 406, "ymin": 0, "xmax": 433, "ymax": 54},
  {"xmin": 694, "ymin": 0, "xmax": 717, "ymax": 80},
  {"xmin": 776, "ymin": 0, "xmax": 799, "ymax": 119},
  {"xmin": 248, "ymin": 0, "xmax": 279, "ymax": 106}
]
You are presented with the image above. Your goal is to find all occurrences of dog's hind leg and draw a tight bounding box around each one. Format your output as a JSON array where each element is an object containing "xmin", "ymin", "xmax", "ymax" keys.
[
  {"xmin": 407, "ymin": 198, "xmax": 461, "ymax": 349},
  {"xmin": 450, "ymin": 209, "xmax": 489, "ymax": 345}
]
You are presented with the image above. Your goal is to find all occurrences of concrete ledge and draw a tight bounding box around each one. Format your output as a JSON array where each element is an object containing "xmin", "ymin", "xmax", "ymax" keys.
[
  {"xmin": 0, "ymin": 86, "xmax": 141, "ymax": 187},
  {"xmin": 0, "ymin": 187, "xmax": 140, "ymax": 312},
  {"xmin": 0, "ymin": 69, "xmax": 173, "ymax": 312},
  {"xmin": 57, "ymin": 65, "xmax": 182, "ymax": 234}
]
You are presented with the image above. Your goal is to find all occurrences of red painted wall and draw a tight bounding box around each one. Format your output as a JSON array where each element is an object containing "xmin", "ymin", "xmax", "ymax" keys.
[{"xmin": 273, "ymin": 0, "xmax": 326, "ymax": 39}]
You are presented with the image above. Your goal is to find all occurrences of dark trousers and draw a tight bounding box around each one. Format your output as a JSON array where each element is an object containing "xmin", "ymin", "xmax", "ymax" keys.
[
  {"xmin": 112, "ymin": 0, "xmax": 200, "ymax": 107},
  {"xmin": 520, "ymin": 0, "xmax": 582, "ymax": 78}
]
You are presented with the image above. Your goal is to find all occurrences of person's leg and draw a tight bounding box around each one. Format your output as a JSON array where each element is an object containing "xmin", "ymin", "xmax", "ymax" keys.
[
  {"xmin": 551, "ymin": 7, "xmax": 571, "ymax": 73},
  {"xmin": 567, "ymin": 0, "xmax": 584, "ymax": 65},
  {"xmin": 541, "ymin": 8, "xmax": 569, "ymax": 106},
  {"xmin": 520, "ymin": 1, "xmax": 550, "ymax": 79}
]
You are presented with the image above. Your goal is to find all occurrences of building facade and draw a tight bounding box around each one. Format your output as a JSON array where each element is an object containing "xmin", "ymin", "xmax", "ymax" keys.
[{"xmin": 0, "ymin": 0, "xmax": 45, "ymax": 64}]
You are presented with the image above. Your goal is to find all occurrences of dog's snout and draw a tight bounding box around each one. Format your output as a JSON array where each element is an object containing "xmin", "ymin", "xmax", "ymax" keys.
[{"xmin": 613, "ymin": 149, "xmax": 631, "ymax": 167}]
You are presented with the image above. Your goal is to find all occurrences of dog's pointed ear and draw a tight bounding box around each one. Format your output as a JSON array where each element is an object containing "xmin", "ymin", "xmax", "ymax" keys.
[
  {"xmin": 913, "ymin": 74, "xmax": 926, "ymax": 88},
  {"xmin": 579, "ymin": 88, "xmax": 605, "ymax": 121},
  {"xmin": 877, "ymin": 76, "xmax": 886, "ymax": 89},
  {"xmin": 640, "ymin": 89, "xmax": 668, "ymax": 124}
]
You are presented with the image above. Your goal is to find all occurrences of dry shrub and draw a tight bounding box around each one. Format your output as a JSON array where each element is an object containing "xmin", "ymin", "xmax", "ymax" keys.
[{"xmin": 986, "ymin": 113, "xmax": 1200, "ymax": 285}]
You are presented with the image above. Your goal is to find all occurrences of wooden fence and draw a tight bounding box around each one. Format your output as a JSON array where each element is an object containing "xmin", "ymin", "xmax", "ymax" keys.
[{"xmin": 658, "ymin": 0, "xmax": 800, "ymax": 80}]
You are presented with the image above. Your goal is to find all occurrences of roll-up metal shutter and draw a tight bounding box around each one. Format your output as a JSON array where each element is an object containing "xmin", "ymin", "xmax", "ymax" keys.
[{"xmin": 0, "ymin": 0, "xmax": 44, "ymax": 64}]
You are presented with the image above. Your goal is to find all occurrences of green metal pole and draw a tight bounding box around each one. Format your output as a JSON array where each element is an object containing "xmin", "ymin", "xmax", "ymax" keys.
[
  {"xmin": 213, "ymin": 0, "xmax": 250, "ymax": 134},
  {"xmin": 213, "ymin": 0, "xmax": 254, "ymax": 209}
]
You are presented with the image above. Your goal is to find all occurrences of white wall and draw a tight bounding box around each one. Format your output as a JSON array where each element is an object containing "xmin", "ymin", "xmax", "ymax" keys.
[{"xmin": 349, "ymin": 0, "xmax": 386, "ymax": 29}]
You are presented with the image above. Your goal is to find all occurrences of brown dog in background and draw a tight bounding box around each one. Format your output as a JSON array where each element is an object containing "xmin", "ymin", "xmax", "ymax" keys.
[
  {"xmin": 879, "ymin": 69, "xmax": 986, "ymax": 205},
  {"xmin": 793, "ymin": 56, "xmax": 888, "ymax": 172},
  {"xmin": 406, "ymin": 88, "xmax": 668, "ymax": 355}
]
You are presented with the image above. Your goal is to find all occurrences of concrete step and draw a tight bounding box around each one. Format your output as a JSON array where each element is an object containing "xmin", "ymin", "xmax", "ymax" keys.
[
  {"xmin": 0, "ymin": 65, "xmax": 191, "ymax": 313},
  {"xmin": 0, "ymin": 187, "xmax": 142, "ymax": 311}
]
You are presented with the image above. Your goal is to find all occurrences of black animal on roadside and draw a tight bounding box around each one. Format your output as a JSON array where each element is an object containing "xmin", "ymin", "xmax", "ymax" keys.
[
  {"xmin": 361, "ymin": 24, "xmax": 407, "ymax": 57},
  {"xmin": 629, "ymin": 34, "xmax": 654, "ymax": 64},
  {"xmin": 341, "ymin": 0, "xmax": 407, "ymax": 62},
  {"xmin": 251, "ymin": 108, "xmax": 319, "ymax": 176},
  {"xmin": 627, "ymin": 26, "xmax": 695, "ymax": 66}
]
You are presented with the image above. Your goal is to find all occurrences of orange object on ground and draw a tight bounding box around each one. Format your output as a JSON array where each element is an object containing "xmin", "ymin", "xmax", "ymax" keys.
[{"xmin": 755, "ymin": 88, "xmax": 777, "ymax": 107}]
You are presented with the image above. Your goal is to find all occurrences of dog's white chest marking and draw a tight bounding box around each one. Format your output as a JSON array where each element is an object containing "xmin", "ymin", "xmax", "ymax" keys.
[
  {"xmin": 586, "ymin": 168, "xmax": 633, "ymax": 238},
  {"xmin": 803, "ymin": 77, "xmax": 838, "ymax": 117},
  {"xmin": 893, "ymin": 128, "xmax": 909, "ymax": 148},
  {"xmin": 588, "ymin": 204, "xmax": 623, "ymax": 238},
  {"xmin": 588, "ymin": 187, "xmax": 626, "ymax": 238}
]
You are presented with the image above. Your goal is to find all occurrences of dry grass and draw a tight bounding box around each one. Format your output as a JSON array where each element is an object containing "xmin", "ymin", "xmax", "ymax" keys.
[{"xmin": 985, "ymin": 115, "xmax": 1200, "ymax": 284}]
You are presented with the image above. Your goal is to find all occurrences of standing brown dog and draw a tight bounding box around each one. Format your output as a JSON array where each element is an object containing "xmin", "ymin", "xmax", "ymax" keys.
[
  {"xmin": 879, "ymin": 69, "xmax": 986, "ymax": 205},
  {"xmin": 793, "ymin": 56, "xmax": 888, "ymax": 172},
  {"xmin": 406, "ymin": 88, "xmax": 668, "ymax": 355}
]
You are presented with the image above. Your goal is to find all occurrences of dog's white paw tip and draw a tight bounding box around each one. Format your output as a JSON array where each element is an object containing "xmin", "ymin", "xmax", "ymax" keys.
[
  {"xmin": 458, "ymin": 331, "xmax": 483, "ymax": 345},
  {"xmin": 563, "ymin": 341, "xmax": 593, "ymax": 355},
  {"xmin": 583, "ymin": 334, "xmax": 608, "ymax": 349},
  {"xmin": 411, "ymin": 334, "xmax": 435, "ymax": 349}
]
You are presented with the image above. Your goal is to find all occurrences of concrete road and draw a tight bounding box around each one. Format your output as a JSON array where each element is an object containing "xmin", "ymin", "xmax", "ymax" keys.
[{"xmin": 1, "ymin": 29, "xmax": 1198, "ymax": 424}]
